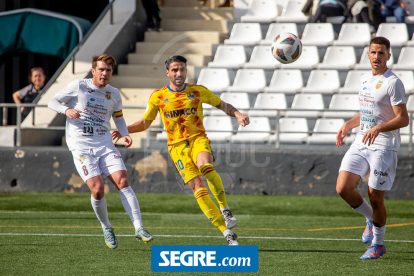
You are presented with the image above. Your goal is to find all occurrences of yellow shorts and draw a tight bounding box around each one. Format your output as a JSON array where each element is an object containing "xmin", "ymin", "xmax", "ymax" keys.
[{"xmin": 168, "ymin": 135, "xmax": 213, "ymax": 184}]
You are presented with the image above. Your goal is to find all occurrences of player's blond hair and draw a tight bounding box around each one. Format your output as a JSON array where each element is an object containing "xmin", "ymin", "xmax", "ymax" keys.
[{"xmin": 92, "ymin": 54, "xmax": 117, "ymax": 69}]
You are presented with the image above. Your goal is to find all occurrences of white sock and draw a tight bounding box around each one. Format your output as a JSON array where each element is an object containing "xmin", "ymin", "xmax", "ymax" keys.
[
  {"xmin": 223, "ymin": 229, "xmax": 232, "ymax": 237},
  {"xmin": 352, "ymin": 199, "xmax": 373, "ymax": 221},
  {"xmin": 119, "ymin": 186, "xmax": 143, "ymax": 231},
  {"xmin": 372, "ymin": 225, "xmax": 386, "ymax": 245},
  {"xmin": 220, "ymin": 205, "xmax": 230, "ymax": 213},
  {"xmin": 91, "ymin": 195, "xmax": 111, "ymax": 229}
]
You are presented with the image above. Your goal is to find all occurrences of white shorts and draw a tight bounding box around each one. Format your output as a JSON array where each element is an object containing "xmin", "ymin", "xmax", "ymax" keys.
[
  {"xmin": 72, "ymin": 146, "xmax": 126, "ymax": 183},
  {"xmin": 339, "ymin": 144, "xmax": 397, "ymax": 191}
]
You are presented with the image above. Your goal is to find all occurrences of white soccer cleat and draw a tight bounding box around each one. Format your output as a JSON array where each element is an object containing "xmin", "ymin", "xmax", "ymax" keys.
[
  {"xmin": 222, "ymin": 210, "xmax": 237, "ymax": 229},
  {"xmin": 226, "ymin": 232, "xmax": 239, "ymax": 246}
]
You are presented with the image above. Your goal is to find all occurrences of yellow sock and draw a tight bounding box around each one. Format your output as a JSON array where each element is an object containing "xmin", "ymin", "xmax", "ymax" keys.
[
  {"xmin": 194, "ymin": 188, "xmax": 227, "ymax": 232},
  {"xmin": 200, "ymin": 163, "xmax": 228, "ymax": 209}
]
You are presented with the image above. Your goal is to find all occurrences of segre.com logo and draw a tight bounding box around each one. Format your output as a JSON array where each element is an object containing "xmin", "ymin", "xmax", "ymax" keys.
[{"xmin": 151, "ymin": 245, "xmax": 258, "ymax": 272}]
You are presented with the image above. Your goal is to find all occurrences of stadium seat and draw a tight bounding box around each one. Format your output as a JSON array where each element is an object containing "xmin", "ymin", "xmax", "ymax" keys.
[
  {"xmin": 344, "ymin": 127, "xmax": 359, "ymax": 144},
  {"xmin": 376, "ymin": 23, "xmax": 408, "ymax": 46},
  {"xmin": 244, "ymin": 46, "xmax": 281, "ymax": 69},
  {"xmin": 208, "ymin": 45, "xmax": 246, "ymax": 68},
  {"xmin": 323, "ymin": 94, "xmax": 359, "ymax": 119},
  {"xmin": 276, "ymin": 0, "xmax": 309, "ymax": 23},
  {"xmin": 264, "ymin": 69, "xmax": 303, "ymax": 94},
  {"xmin": 228, "ymin": 69, "xmax": 267, "ymax": 93},
  {"xmin": 285, "ymin": 93, "xmax": 324, "ymax": 118},
  {"xmin": 156, "ymin": 131, "xmax": 168, "ymax": 141},
  {"xmin": 333, "ymin": 23, "xmax": 371, "ymax": 46},
  {"xmin": 302, "ymin": 70, "xmax": 340, "ymax": 94},
  {"xmin": 326, "ymin": 16, "xmax": 346, "ymax": 24},
  {"xmin": 354, "ymin": 46, "xmax": 394, "ymax": 70},
  {"xmin": 204, "ymin": 116, "xmax": 233, "ymax": 141},
  {"xmin": 269, "ymin": 117, "xmax": 309, "ymax": 143},
  {"xmin": 339, "ymin": 70, "xmax": 371, "ymax": 93},
  {"xmin": 394, "ymin": 70, "xmax": 414, "ymax": 94},
  {"xmin": 406, "ymin": 94, "xmax": 414, "ymax": 111},
  {"xmin": 210, "ymin": 92, "xmax": 250, "ymax": 115},
  {"xmin": 393, "ymin": 47, "xmax": 414, "ymax": 70},
  {"xmin": 248, "ymin": 93, "xmax": 287, "ymax": 117},
  {"xmin": 400, "ymin": 124, "xmax": 414, "ymax": 144},
  {"xmin": 301, "ymin": 23, "xmax": 335, "ymax": 46},
  {"xmin": 317, "ymin": 46, "xmax": 357, "ymax": 70},
  {"xmin": 307, "ymin": 118, "xmax": 345, "ymax": 144},
  {"xmin": 241, "ymin": 0, "xmax": 279, "ymax": 23},
  {"xmin": 224, "ymin": 23, "xmax": 262, "ymax": 45},
  {"xmin": 231, "ymin": 117, "xmax": 271, "ymax": 142},
  {"xmin": 384, "ymin": 0, "xmax": 414, "ymax": 23},
  {"xmin": 260, "ymin": 23, "xmax": 298, "ymax": 45},
  {"xmin": 197, "ymin": 68, "xmax": 230, "ymax": 92},
  {"xmin": 280, "ymin": 45, "xmax": 319, "ymax": 70}
]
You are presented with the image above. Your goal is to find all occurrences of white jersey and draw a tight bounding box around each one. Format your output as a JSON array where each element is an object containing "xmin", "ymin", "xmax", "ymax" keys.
[
  {"xmin": 50, "ymin": 79, "xmax": 127, "ymax": 151},
  {"xmin": 354, "ymin": 69, "xmax": 406, "ymax": 151}
]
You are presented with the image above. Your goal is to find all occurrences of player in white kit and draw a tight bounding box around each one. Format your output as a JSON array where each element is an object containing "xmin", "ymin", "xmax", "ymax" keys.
[
  {"xmin": 336, "ymin": 37, "xmax": 409, "ymax": 259},
  {"xmin": 48, "ymin": 54, "xmax": 153, "ymax": 249}
]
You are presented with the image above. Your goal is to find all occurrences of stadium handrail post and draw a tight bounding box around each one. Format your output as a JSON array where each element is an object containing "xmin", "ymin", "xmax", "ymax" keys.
[
  {"xmin": 16, "ymin": 104, "xmax": 21, "ymax": 147},
  {"xmin": 275, "ymin": 110, "xmax": 280, "ymax": 149},
  {"xmin": 2, "ymin": 107, "xmax": 7, "ymax": 126}
]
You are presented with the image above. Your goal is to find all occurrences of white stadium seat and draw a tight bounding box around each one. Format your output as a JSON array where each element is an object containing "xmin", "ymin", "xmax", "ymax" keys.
[
  {"xmin": 400, "ymin": 124, "xmax": 414, "ymax": 144},
  {"xmin": 208, "ymin": 45, "xmax": 246, "ymax": 68},
  {"xmin": 344, "ymin": 127, "xmax": 359, "ymax": 145},
  {"xmin": 210, "ymin": 92, "xmax": 250, "ymax": 115},
  {"xmin": 260, "ymin": 23, "xmax": 298, "ymax": 45},
  {"xmin": 394, "ymin": 70, "xmax": 414, "ymax": 94},
  {"xmin": 248, "ymin": 93, "xmax": 287, "ymax": 117},
  {"xmin": 280, "ymin": 45, "xmax": 319, "ymax": 70},
  {"xmin": 264, "ymin": 69, "xmax": 303, "ymax": 94},
  {"xmin": 339, "ymin": 70, "xmax": 371, "ymax": 93},
  {"xmin": 323, "ymin": 94, "xmax": 359, "ymax": 119},
  {"xmin": 301, "ymin": 23, "xmax": 335, "ymax": 46},
  {"xmin": 393, "ymin": 47, "xmax": 414, "ymax": 70},
  {"xmin": 231, "ymin": 117, "xmax": 271, "ymax": 142},
  {"xmin": 156, "ymin": 131, "xmax": 168, "ymax": 141},
  {"xmin": 406, "ymin": 94, "xmax": 414, "ymax": 111},
  {"xmin": 354, "ymin": 46, "xmax": 394, "ymax": 70},
  {"xmin": 241, "ymin": 0, "xmax": 279, "ymax": 23},
  {"xmin": 224, "ymin": 23, "xmax": 262, "ymax": 45},
  {"xmin": 285, "ymin": 93, "xmax": 324, "ymax": 118},
  {"xmin": 302, "ymin": 70, "xmax": 340, "ymax": 94},
  {"xmin": 333, "ymin": 23, "xmax": 371, "ymax": 46},
  {"xmin": 276, "ymin": 0, "xmax": 309, "ymax": 23},
  {"xmin": 197, "ymin": 68, "xmax": 230, "ymax": 92},
  {"xmin": 269, "ymin": 117, "xmax": 309, "ymax": 143},
  {"xmin": 244, "ymin": 46, "xmax": 281, "ymax": 69},
  {"xmin": 318, "ymin": 46, "xmax": 356, "ymax": 70},
  {"xmin": 307, "ymin": 118, "xmax": 345, "ymax": 144},
  {"xmin": 228, "ymin": 69, "xmax": 267, "ymax": 93},
  {"xmin": 376, "ymin": 23, "xmax": 408, "ymax": 47},
  {"xmin": 204, "ymin": 116, "xmax": 233, "ymax": 141},
  {"xmin": 326, "ymin": 16, "xmax": 346, "ymax": 24}
]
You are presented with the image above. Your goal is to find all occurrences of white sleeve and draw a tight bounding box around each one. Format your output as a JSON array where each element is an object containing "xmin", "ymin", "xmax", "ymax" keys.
[
  {"xmin": 48, "ymin": 80, "xmax": 79, "ymax": 114},
  {"xmin": 112, "ymin": 93, "xmax": 129, "ymax": 137},
  {"xmin": 388, "ymin": 79, "xmax": 406, "ymax": 106}
]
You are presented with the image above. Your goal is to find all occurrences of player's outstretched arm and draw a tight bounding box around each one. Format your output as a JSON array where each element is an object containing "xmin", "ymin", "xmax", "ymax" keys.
[
  {"xmin": 112, "ymin": 118, "xmax": 153, "ymax": 142},
  {"xmin": 216, "ymin": 101, "xmax": 250, "ymax": 127},
  {"xmin": 336, "ymin": 113, "xmax": 360, "ymax": 147}
]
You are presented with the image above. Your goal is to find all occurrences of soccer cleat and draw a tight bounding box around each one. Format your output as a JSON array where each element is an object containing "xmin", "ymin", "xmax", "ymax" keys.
[
  {"xmin": 226, "ymin": 232, "xmax": 239, "ymax": 245},
  {"xmin": 362, "ymin": 219, "xmax": 374, "ymax": 243},
  {"xmin": 360, "ymin": 244, "xmax": 386, "ymax": 259},
  {"xmin": 135, "ymin": 227, "xmax": 154, "ymax": 243},
  {"xmin": 103, "ymin": 228, "xmax": 117, "ymax": 249},
  {"xmin": 222, "ymin": 210, "xmax": 237, "ymax": 229}
]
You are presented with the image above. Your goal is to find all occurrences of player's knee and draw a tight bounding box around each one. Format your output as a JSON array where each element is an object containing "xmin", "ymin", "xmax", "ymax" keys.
[
  {"xmin": 118, "ymin": 177, "xmax": 129, "ymax": 189},
  {"xmin": 368, "ymin": 193, "xmax": 383, "ymax": 208},
  {"xmin": 336, "ymin": 183, "xmax": 349, "ymax": 197}
]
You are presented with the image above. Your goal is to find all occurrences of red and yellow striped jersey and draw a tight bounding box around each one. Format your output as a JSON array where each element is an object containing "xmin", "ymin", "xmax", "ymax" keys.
[{"xmin": 143, "ymin": 83, "xmax": 221, "ymax": 145}]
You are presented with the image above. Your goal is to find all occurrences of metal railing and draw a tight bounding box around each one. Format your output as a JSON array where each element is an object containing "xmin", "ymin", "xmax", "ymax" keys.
[{"xmin": 2, "ymin": 104, "xmax": 413, "ymax": 151}]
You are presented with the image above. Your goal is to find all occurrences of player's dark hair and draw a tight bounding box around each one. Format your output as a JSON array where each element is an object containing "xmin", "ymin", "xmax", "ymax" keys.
[
  {"xmin": 92, "ymin": 54, "xmax": 116, "ymax": 69},
  {"xmin": 165, "ymin": 55, "xmax": 187, "ymax": 70},
  {"xmin": 370, "ymin": 37, "xmax": 390, "ymax": 52}
]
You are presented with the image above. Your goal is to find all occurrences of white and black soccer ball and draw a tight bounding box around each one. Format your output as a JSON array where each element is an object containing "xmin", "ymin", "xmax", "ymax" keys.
[{"xmin": 271, "ymin": 32, "xmax": 302, "ymax": 64}]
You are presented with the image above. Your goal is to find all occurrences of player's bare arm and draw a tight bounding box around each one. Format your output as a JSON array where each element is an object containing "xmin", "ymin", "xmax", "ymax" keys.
[
  {"xmin": 112, "ymin": 118, "xmax": 153, "ymax": 142},
  {"xmin": 336, "ymin": 113, "xmax": 360, "ymax": 147},
  {"xmin": 216, "ymin": 101, "xmax": 250, "ymax": 127},
  {"xmin": 362, "ymin": 104, "xmax": 409, "ymax": 146}
]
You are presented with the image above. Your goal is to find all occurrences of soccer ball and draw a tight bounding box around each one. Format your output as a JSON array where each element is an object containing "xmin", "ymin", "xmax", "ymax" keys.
[{"xmin": 271, "ymin": 32, "xmax": 302, "ymax": 64}]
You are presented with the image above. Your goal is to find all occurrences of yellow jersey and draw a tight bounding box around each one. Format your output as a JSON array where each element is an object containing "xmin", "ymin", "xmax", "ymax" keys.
[{"xmin": 143, "ymin": 83, "xmax": 221, "ymax": 145}]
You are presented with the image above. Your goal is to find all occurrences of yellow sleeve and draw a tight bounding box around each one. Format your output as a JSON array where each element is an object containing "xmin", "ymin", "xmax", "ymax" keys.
[
  {"xmin": 199, "ymin": 86, "xmax": 221, "ymax": 107},
  {"xmin": 143, "ymin": 91, "xmax": 159, "ymax": 120}
]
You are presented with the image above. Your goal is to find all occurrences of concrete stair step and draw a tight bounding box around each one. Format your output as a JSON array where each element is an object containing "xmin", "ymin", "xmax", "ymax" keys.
[
  {"xmin": 164, "ymin": 0, "xmax": 221, "ymax": 7},
  {"xmin": 161, "ymin": 7, "xmax": 233, "ymax": 20},
  {"xmin": 145, "ymin": 31, "xmax": 226, "ymax": 43},
  {"xmin": 135, "ymin": 42, "xmax": 213, "ymax": 55},
  {"xmin": 128, "ymin": 53, "xmax": 211, "ymax": 66},
  {"xmin": 109, "ymin": 76, "xmax": 195, "ymax": 89},
  {"xmin": 162, "ymin": 19, "xmax": 228, "ymax": 32},
  {"xmin": 118, "ymin": 64, "xmax": 195, "ymax": 79}
]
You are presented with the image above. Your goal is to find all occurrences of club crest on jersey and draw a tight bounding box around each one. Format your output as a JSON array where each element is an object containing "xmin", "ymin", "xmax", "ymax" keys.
[
  {"xmin": 105, "ymin": 92, "xmax": 111, "ymax": 100},
  {"xmin": 79, "ymin": 155, "xmax": 85, "ymax": 164},
  {"xmin": 186, "ymin": 92, "xmax": 195, "ymax": 101},
  {"xmin": 376, "ymin": 81, "xmax": 383, "ymax": 89}
]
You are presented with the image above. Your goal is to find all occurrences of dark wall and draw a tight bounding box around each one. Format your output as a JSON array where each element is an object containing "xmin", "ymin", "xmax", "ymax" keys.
[{"xmin": 1, "ymin": 147, "xmax": 413, "ymax": 200}]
